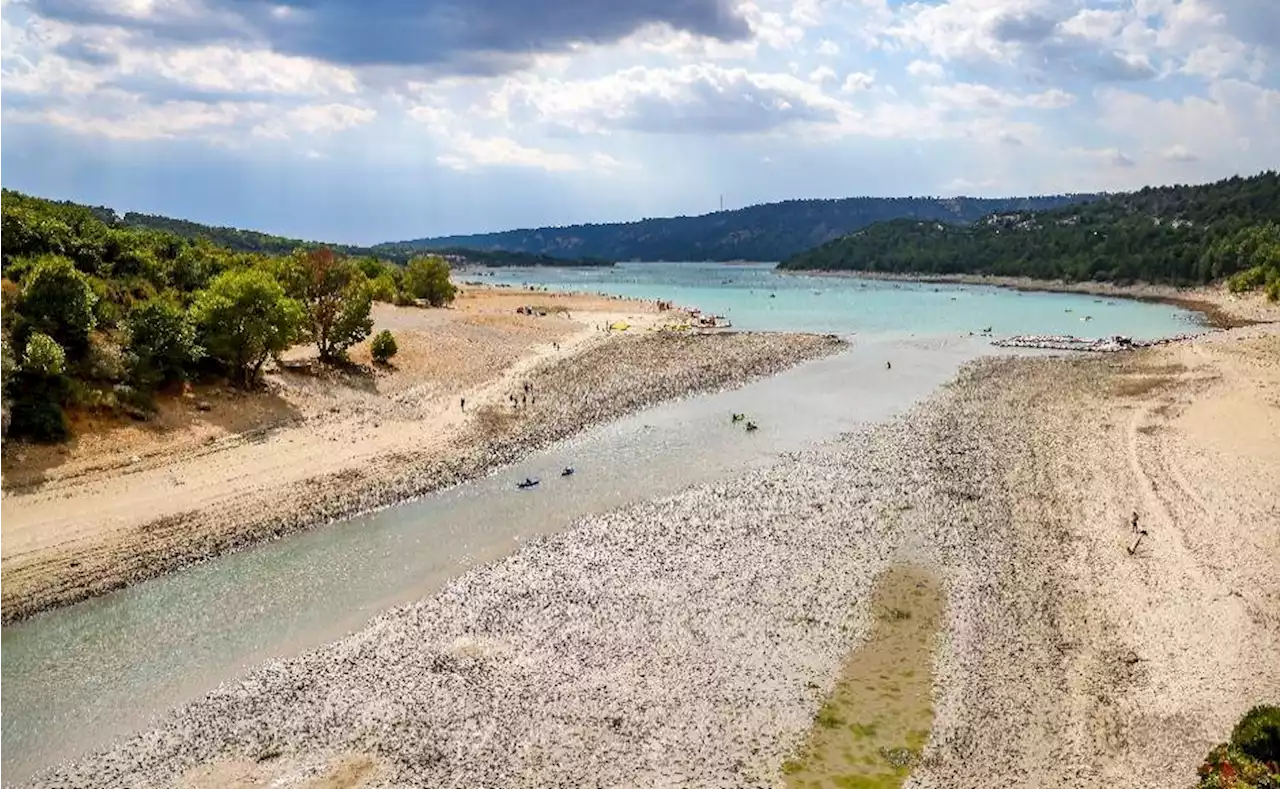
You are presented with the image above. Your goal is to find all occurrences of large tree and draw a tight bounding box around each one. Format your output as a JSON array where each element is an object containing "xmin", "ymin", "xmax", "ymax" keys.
[
  {"xmin": 404, "ymin": 255, "xmax": 457, "ymax": 307},
  {"xmin": 283, "ymin": 248, "xmax": 374, "ymax": 361},
  {"xmin": 191, "ymin": 269, "xmax": 303, "ymax": 387}
]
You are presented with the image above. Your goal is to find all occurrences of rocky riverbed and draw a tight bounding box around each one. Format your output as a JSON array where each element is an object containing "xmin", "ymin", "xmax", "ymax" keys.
[
  {"xmin": 1, "ymin": 331, "xmax": 845, "ymax": 623},
  {"xmin": 28, "ymin": 331, "xmax": 1280, "ymax": 788},
  {"xmin": 20, "ymin": 356, "xmax": 1081, "ymax": 787}
]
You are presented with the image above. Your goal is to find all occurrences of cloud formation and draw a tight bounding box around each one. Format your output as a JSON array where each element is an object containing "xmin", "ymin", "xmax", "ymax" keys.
[
  {"xmin": 28, "ymin": 0, "xmax": 751, "ymax": 71},
  {"xmin": 1, "ymin": 0, "xmax": 1276, "ymax": 241}
]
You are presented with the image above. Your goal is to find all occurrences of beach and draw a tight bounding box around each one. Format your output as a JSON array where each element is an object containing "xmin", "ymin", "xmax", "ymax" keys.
[
  {"xmin": 26, "ymin": 314, "xmax": 1279, "ymax": 788},
  {"xmin": 0, "ymin": 286, "xmax": 844, "ymax": 623}
]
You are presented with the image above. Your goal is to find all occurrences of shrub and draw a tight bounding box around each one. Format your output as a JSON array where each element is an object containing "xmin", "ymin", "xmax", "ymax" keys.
[
  {"xmin": 1195, "ymin": 705, "xmax": 1280, "ymax": 789},
  {"xmin": 22, "ymin": 331, "xmax": 66, "ymax": 377},
  {"xmin": 191, "ymin": 269, "xmax": 303, "ymax": 387},
  {"xmin": 371, "ymin": 329, "xmax": 397, "ymax": 364},
  {"xmin": 404, "ymin": 255, "xmax": 456, "ymax": 307},
  {"xmin": 125, "ymin": 298, "xmax": 202, "ymax": 388},
  {"xmin": 1233, "ymin": 705, "xmax": 1280, "ymax": 764},
  {"xmin": 9, "ymin": 332, "xmax": 70, "ymax": 441},
  {"xmin": 19, "ymin": 255, "xmax": 98, "ymax": 352},
  {"xmin": 367, "ymin": 273, "xmax": 397, "ymax": 303}
]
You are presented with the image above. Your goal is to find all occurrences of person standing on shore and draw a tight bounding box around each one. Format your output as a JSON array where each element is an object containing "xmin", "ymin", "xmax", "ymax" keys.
[{"xmin": 461, "ymin": 397, "xmax": 466, "ymax": 411}]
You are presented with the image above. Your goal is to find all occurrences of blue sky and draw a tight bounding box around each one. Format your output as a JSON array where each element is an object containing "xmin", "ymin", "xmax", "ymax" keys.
[{"xmin": 2, "ymin": 0, "xmax": 1277, "ymax": 244}]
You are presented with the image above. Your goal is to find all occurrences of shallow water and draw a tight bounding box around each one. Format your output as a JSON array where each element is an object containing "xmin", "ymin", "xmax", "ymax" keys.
[{"xmin": 0, "ymin": 264, "xmax": 1202, "ymax": 785}]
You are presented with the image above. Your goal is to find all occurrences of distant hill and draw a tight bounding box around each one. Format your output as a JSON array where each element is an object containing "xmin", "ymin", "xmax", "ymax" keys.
[
  {"xmin": 380, "ymin": 194, "xmax": 1103, "ymax": 263},
  {"xmin": 779, "ymin": 171, "xmax": 1280, "ymax": 287},
  {"xmin": 2, "ymin": 197, "xmax": 610, "ymax": 267}
]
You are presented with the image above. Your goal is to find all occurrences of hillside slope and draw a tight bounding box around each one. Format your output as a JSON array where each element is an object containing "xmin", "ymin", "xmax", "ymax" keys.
[
  {"xmin": 779, "ymin": 172, "xmax": 1280, "ymax": 289},
  {"xmin": 383, "ymin": 194, "xmax": 1101, "ymax": 262}
]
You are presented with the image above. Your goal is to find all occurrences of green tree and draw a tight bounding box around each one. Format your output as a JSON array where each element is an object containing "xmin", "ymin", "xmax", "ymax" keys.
[
  {"xmin": 125, "ymin": 298, "xmax": 202, "ymax": 388},
  {"xmin": 191, "ymin": 269, "xmax": 303, "ymax": 387},
  {"xmin": 404, "ymin": 255, "xmax": 457, "ymax": 307},
  {"xmin": 18, "ymin": 255, "xmax": 99, "ymax": 353},
  {"xmin": 8, "ymin": 332, "xmax": 70, "ymax": 441},
  {"xmin": 370, "ymin": 329, "xmax": 397, "ymax": 364},
  {"xmin": 288, "ymin": 248, "xmax": 374, "ymax": 361}
]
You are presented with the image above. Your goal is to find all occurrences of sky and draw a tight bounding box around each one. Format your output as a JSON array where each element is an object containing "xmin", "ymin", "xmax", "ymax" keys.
[{"xmin": 1, "ymin": 0, "xmax": 1277, "ymax": 244}]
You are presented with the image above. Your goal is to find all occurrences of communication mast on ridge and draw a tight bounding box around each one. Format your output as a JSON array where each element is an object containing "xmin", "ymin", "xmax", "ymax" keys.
[{"xmin": 719, "ymin": 194, "xmax": 724, "ymax": 212}]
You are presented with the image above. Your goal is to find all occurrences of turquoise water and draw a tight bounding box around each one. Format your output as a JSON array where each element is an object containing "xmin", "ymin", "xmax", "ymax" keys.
[{"xmin": 478, "ymin": 262, "xmax": 1202, "ymax": 338}]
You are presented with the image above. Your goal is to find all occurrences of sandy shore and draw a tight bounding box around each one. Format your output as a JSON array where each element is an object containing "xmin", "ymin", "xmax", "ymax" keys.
[
  {"xmin": 788, "ymin": 269, "xmax": 1280, "ymax": 328},
  {"xmin": 28, "ymin": 321, "xmax": 1277, "ymax": 787},
  {"xmin": 0, "ymin": 288, "xmax": 843, "ymax": 623}
]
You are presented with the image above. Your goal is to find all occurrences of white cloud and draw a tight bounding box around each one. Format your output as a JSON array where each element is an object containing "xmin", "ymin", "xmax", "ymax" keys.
[
  {"xmin": 816, "ymin": 39, "xmax": 840, "ymax": 56},
  {"xmin": 840, "ymin": 70, "xmax": 876, "ymax": 92},
  {"xmin": 809, "ymin": 65, "xmax": 837, "ymax": 84},
  {"xmin": 906, "ymin": 59, "xmax": 945, "ymax": 80},
  {"xmin": 436, "ymin": 134, "xmax": 590, "ymax": 172},
  {"xmin": 924, "ymin": 82, "xmax": 1074, "ymax": 110},
  {"xmin": 488, "ymin": 64, "xmax": 845, "ymax": 135},
  {"xmin": 1160, "ymin": 144, "xmax": 1198, "ymax": 162},
  {"xmin": 252, "ymin": 103, "xmax": 375, "ymax": 138}
]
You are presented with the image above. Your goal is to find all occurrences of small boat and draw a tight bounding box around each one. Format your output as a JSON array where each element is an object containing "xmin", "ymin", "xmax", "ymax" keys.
[
  {"xmin": 731, "ymin": 413, "xmax": 745, "ymax": 423},
  {"xmin": 517, "ymin": 478, "xmax": 540, "ymax": 489},
  {"xmin": 561, "ymin": 467, "xmax": 575, "ymax": 477},
  {"xmin": 745, "ymin": 421, "xmax": 759, "ymax": 432}
]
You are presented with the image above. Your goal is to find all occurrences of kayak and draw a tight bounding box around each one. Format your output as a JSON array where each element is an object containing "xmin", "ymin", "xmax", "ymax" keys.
[{"xmin": 517, "ymin": 478, "xmax": 540, "ymax": 489}]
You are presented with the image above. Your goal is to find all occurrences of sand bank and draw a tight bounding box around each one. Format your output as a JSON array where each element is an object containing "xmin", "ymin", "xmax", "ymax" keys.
[
  {"xmin": 0, "ymin": 287, "xmax": 842, "ymax": 623},
  {"xmin": 29, "ymin": 321, "xmax": 1277, "ymax": 787}
]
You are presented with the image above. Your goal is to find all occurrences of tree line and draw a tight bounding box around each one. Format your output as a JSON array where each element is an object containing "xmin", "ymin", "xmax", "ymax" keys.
[
  {"xmin": 395, "ymin": 193, "xmax": 1102, "ymax": 263},
  {"xmin": 779, "ymin": 171, "xmax": 1280, "ymax": 299},
  {"xmin": 1, "ymin": 190, "xmax": 456, "ymax": 442}
]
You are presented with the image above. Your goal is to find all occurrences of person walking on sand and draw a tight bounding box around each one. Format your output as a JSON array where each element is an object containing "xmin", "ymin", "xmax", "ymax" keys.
[
  {"xmin": 886, "ymin": 361, "xmax": 891, "ymax": 370},
  {"xmin": 460, "ymin": 397, "xmax": 466, "ymax": 411}
]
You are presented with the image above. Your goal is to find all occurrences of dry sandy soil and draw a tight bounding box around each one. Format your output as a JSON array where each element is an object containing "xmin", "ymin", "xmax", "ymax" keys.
[{"xmin": 0, "ymin": 285, "xmax": 747, "ymax": 622}]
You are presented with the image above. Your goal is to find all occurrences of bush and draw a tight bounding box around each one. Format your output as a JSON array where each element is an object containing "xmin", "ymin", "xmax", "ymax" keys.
[
  {"xmin": 1233, "ymin": 705, "xmax": 1280, "ymax": 764},
  {"xmin": 125, "ymin": 298, "xmax": 202, "ymax": 388},
  {"xmin": 404, "ymin": 255, "xmax": 456, "ymax": 307},
  {"xmin": 9, "ymin": 332, "xmax": 70, "ymax": 441},
  {"xmin": 367, "ymin": 273, "xmax": 397, "ymax": 303},
  {"xmin": 371, "ymin": 329, "xmax": 397, "ymax": 364},
  {"xmin": 22, "ymin": 331, "xmax": 66, "ymax": 377},
  {"xmin": 1195, "ymin": 706, "xmax": 1280, "ymax": 789},
  {"xmin": 8, "ymin": 395, "xmax": 69, "ymax": 442},
  {"xmin": 19, "ymin": 255, "xmax": 98, "ymax": 352},
  {"xmin": 191, "ymin": 269, "xmax": 303, "ymax": 387}
]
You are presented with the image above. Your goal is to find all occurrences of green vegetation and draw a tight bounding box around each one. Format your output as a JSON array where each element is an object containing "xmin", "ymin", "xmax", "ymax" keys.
[
  {"xmin": 371, "ymin": 330, "xmax": 398, "ymax": 364},
  {"xmin": 0, "ymin": 190, "xmax": 455, "ymax": 443},
  {"xmin": 780, "ymin": 172, "xmax": 1280, "ymax": 297},
  {"xmin": 1195, "ymin": 705, "xmax": 1280, "ymax": 788},
  {"xmin": 392, "ymin": 194, "xmax": 1100, "ymax": 263},
  {"xmin": 114, "ymin": 206, "xmax": 611, "ymax": 267},
  {"xmin": 189, "ymin": 270, "xmax": 304, "ymax": 387},
  {"xmin": 404, "ymin": 255, "xmax": 457, "ymax": 306}
]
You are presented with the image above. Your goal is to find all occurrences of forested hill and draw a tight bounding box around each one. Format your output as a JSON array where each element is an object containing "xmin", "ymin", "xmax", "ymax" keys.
[
  {"xmin": 779, "ymin": 172, "xmax": 1280, "ymax": 291},
  {"xmin": 0, "ymin": 192, "xmax": 610, "ymax": 267},
  {"xmin": 383, "ymin": 194, "xmax": 1101, "ymax": 262}
]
